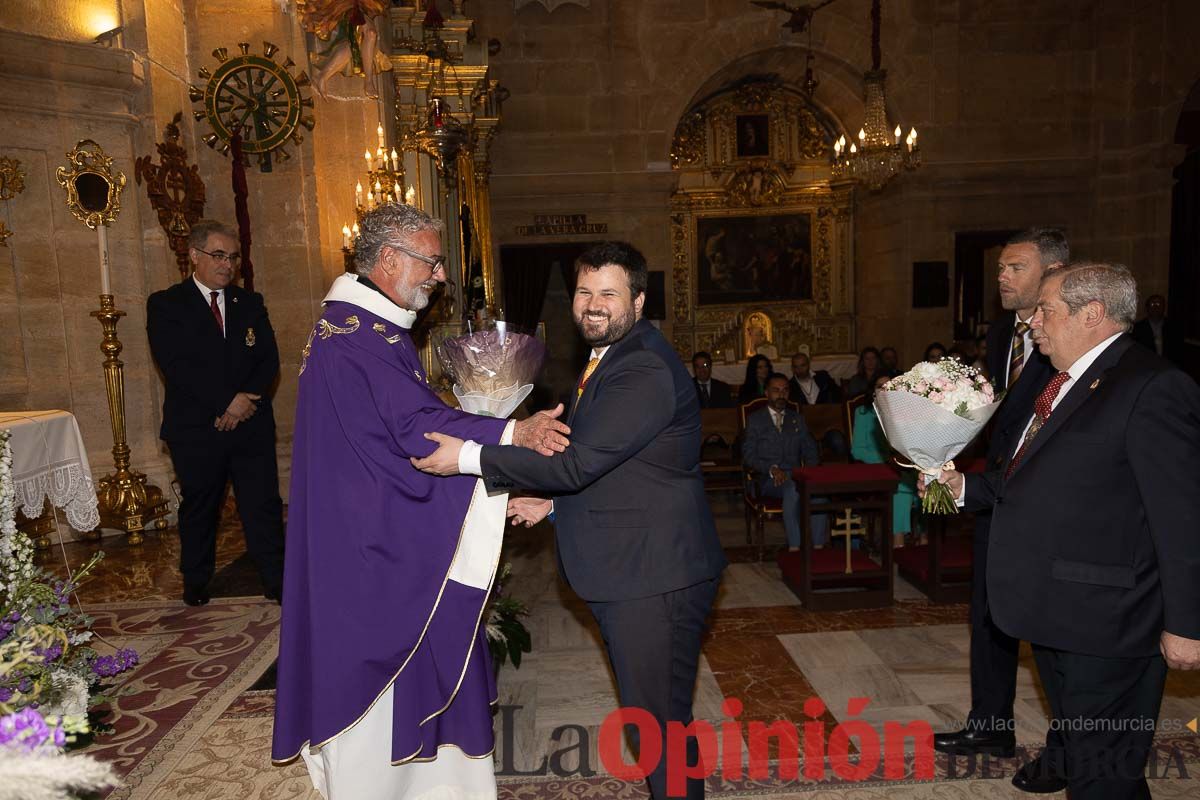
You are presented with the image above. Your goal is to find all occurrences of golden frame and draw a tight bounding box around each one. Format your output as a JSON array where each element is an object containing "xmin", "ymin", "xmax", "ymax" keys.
[{"xmin": 55, "ymin": 139, "xmax": 126, "ymax": 229}]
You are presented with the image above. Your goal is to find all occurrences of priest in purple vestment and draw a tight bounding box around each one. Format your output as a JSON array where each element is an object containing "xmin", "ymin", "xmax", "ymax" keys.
[{"xmin": 271, "ymin": 204, "xmax": 569, "ymax": 800}]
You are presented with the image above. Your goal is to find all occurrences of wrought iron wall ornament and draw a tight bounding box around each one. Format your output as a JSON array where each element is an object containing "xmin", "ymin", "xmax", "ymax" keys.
[
  {"xmin": 135, "ymin": 113, "xmax": 207, "ymax": 278},
  {"xmin": 56, "ymin": 140, "xmax": 126, "ymax": 229},
  {"xmin": 189, "ymin": 42, "xmax": 314, "ymax": 171},
  {"xmin": 0, "ymin": 156, "xmax": 24, "ymax": 246}
]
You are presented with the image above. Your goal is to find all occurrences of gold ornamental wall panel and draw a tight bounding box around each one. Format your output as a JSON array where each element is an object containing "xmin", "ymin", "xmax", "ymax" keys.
[{"xmin": 669, "ymin": 80, "xmax": 855, "ymax": 363}]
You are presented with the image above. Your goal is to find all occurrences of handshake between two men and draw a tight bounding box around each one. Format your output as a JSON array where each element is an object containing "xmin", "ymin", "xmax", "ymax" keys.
[{"xmin": 411, "ymin": 401, "xmax": 571, "ymax": 529}]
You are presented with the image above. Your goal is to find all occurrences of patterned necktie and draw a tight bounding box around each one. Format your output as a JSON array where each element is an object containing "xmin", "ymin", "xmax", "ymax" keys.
[
  {"xmin": 699, "ymin": 382, "xmax": 710, "ymax": 407},
  {"xmin": 773, "ymin": 410, "xmax": 783, "ymax": 432},
  {"xmin": 1005, "ymin": 371, "xmax": 1071, "ymax": 478},
  {"xmin": 210, "ymin": 291, "xmax": 224, "ymax": 335},
  {"xmin": 1009, "ymin": 321, "xmax": 1030, "ymax": 385},
  {"xmin": 577, "ymin": 357, "xmax": 600, "ymax": 398}
]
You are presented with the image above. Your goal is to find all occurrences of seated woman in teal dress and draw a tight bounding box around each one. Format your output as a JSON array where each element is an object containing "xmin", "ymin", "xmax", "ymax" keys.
[{"xmin": 850, "ymin": 373, "xmax": 918, "ymax": 548}]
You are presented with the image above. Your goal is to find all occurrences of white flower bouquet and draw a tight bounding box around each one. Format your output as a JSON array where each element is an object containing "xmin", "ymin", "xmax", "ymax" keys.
[
  {"xmin": 436, "ymin": 323, "xmax": 547, "ymax": 418},
  {"xmin": 873, "ymin": 360, "xmax": 1002, "ymax": 513}
]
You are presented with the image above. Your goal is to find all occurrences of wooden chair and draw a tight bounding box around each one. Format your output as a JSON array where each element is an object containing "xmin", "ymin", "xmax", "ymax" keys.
[
  {"xmin": 699, "ymin": 407, "xmax": 741, "ymax": 493},
  {"xmin": 801, "ymin": 403, "xmax": 851, "ymax": 464},
  {"xmin": 739, "ymin": 397, "xmax": 799, "ymax": 547}
]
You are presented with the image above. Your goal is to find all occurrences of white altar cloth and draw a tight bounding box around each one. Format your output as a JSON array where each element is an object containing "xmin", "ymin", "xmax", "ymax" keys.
[{"xmin": 0, "ymin": 410, "xmax": 100, "ymax": 533}]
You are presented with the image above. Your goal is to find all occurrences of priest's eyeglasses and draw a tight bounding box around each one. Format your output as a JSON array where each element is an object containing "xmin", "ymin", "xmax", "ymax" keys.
[
  {"xmin": 389, "ymin": 244, "xmax": 446, "ymax": 272},
  {"xmin": 194, "ymin": 248, "xmax": 242, "ymax": 265}
]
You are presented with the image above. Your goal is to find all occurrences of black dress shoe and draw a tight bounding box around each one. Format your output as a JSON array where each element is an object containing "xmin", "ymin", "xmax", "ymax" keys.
[
  {"xmin": 1012, "ymin": 755, "xmax": 1068, "ymax": 794},
  {"xmin": 933, "ymin": 727, "xmax": 1016, "ymax": 758},
  {"xmin": 183, "ymin": 585, "xmax": 210, "ymax": 607}
]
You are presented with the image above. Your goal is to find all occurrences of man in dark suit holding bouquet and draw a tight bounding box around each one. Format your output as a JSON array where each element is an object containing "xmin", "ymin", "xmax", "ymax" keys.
[
  {"xmin": 413, "ymin": 242, "xmax": 727, "ymax": 800},
  {"xmin": 934, "ymin": 262, "xmax": 1200, "ymax": 800}
]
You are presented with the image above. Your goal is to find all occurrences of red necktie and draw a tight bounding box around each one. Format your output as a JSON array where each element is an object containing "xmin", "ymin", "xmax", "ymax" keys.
[
  {"xmin": 210, "ymin": 290, "xmax": 224, "ymax": 335},
  {"xmin": 1006, "ymin": 371, "xmax": 1071, "ymax": 478}
]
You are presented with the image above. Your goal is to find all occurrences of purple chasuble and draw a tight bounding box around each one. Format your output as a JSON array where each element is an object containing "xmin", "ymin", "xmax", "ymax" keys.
[{"xmin": 272, "ymin": 297, "xmax": 507, "ymax": 765}]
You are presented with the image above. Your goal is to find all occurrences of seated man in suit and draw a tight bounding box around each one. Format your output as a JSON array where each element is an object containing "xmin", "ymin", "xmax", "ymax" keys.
[
  {"xmin": 1130, "ymin": 294, "xmax": 1183, "ymax": 364},
  {"xmin": 743, "ymin": 373, "xmax": 829, "ymax": 550},
  {"xmin": 788, "ymin": 352, "xmax": 840, "ymax": 405},
  {"xmin": 692, "ymin": 350, "xmax": 734, "ymax": 408}
]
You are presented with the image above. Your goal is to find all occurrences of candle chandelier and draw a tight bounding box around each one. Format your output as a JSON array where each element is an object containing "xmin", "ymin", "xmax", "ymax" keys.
[
  {"xmin": 830, "ymin": 0, "xmax": 920, "ymax": 190},
  {"xmin": 341, "ymin": 123, "xmax": 416, "ymax": 251}
]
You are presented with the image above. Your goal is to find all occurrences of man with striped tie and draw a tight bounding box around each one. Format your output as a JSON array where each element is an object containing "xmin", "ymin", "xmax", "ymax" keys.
[
  {"xmin": 934, "ymin": 228, "xmax": 1067, "ymax": 792},
  {"xmin": 414, "ymin": 241, "xmax": 727, "ymax": 799}
]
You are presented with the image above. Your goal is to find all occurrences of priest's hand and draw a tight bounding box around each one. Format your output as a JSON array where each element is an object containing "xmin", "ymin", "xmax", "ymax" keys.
[
  {"xmin": 508, "ymin": 497, "xmax": 552, "ymax": 528},
  {"xmin": 1161, "ymin": 631, "xmax": 1200, "ymax": 670},
  {"xmin": 411, "ymin": 432, "xmax": 463, "ymax": 476},
  {"xmin": 513, "ymin": 403, "xmax": 571, "ymax": 456}
]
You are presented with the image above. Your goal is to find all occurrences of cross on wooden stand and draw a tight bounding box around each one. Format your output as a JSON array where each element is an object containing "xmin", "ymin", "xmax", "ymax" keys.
[{"xmin": 831, "ymin": 508, "xmax": 866, "ymax": 574}]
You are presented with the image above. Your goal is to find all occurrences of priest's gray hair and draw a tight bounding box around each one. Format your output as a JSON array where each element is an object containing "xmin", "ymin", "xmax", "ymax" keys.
[
  {"xmin": 353, "ymin": 204, "xmax": 444, "ymax": 277},
  {"xmin": 1044, "ymin": 261, "xmax": 1138, "ymax": 330}
]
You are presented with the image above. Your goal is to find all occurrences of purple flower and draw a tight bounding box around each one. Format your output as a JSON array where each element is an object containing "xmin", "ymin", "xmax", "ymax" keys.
[
  {"xmin": 0, "ymin": 708, "xmax": 53, "ymax": 753},
  {"xmin": 90, "ymin": 647, "xmax": 139, "ymax": 678},
  {"xmin": 16, "ymin": 678, "xmax": 32, "ymax": 694},
  {"xmin": 0, "ymin": 687, "xmax": 12, "ymax": 703}
]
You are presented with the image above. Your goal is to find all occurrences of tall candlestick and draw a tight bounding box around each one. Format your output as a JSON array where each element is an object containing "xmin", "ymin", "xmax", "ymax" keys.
[
  {"xmin": 377, "ymin": 123, "xmax": 385, "ymax": 150},
  {"xmin": 393, "ymin": 183, "xmax": 401, "ymax": 203},
  {"xmin": 391, "ymin": 148, "xmax": 399, "ymax": 171},
  {"xmin": 97, "ymin": 223, "xmax": 111, "ymax": 295},
  {"xmin": 342, "ymin": 225, "xmax": 351, "ymax": 249}
]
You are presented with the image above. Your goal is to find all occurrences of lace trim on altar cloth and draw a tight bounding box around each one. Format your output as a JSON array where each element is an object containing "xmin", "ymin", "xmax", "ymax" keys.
[{"xmin": 12, "ymin": 462, "xmax": 100, "ymax": 532}]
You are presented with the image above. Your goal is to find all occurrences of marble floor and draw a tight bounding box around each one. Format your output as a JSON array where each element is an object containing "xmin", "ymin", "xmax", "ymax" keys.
[{"xmin": 36, "ymin": 492, "xmax": 1200, "ymax": 797}]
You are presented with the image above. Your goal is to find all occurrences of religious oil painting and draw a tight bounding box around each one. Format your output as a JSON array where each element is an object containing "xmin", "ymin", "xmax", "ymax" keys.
[
  {"xmin": 735, "ymin": 113, "xmax": 770, "ymax": 157},
  {"xmin": 697, "ymin": 213, "xmax": 813, "ymax": 305}
]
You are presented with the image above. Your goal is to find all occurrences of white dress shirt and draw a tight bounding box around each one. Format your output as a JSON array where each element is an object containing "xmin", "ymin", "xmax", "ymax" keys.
[
  {"xmin": 794, "ymin": 375, "xmax": 818, "ymax": 404},
  {"xmin": 194, "ymin": 274, "xmax": 226, "ymax": 336}
]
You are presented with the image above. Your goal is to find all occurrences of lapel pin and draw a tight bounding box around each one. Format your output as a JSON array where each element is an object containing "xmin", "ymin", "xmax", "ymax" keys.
[
  {"xmin": 232, "ymin": 296, "xmax": 238, "ymax": 303},
  {"xmin": 1089, "ymin": 378, "xmax": 1100, "ymax": 390},
  {"xmin": 245, "ymin": 327, "xmax": 256, "ymax": 347}
]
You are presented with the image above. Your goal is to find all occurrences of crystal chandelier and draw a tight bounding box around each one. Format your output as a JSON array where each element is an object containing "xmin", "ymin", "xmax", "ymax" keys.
[{"xmin": 830, "ymin": 0, "xmax": 920, "ymax": 190}]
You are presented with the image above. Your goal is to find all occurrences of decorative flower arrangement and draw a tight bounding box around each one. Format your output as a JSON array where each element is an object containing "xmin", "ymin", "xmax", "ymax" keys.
[
  {"xmin": 0, "ymin": 429, "xmax": 131, "ymax": 797},
  {"xmin": 437, "ymin": 326, "xmax": 547, "ymax": 418},
  {"xmin": 485, "ymin": 563, "xmax": 531, "ymax": 671},
  {"xmin": 873, "ymin": 360, "xmax": 1002, "ymax": 513}
]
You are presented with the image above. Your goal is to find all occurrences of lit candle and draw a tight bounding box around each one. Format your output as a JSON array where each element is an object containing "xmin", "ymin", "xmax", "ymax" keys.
[
  {"xmin": 342, "ymin": 225, "xmax": 351, "ymax": 249},
  {"xmin": 355, "ymin": 181, "xmax": 363, "ymax": 206},
  {"xmin": 858, "ymin": 128, "xmax": 866, "ymax": 142},
  {"xmin": 405, "ymin": 186, "xmax": 416, "ymax": 205},
  {"xmin": 367, "ymin": 190, "xmax": 374, "ymax": 208},
  {"xmin": 849, "ymin": 143, "xmax": 857, "ymax": 154},
  {"xmin": 834, "ymin": 140, "xmax": 841, "ymax": 155},
  {"xmin": 894, "ymin": 125, "xmax": 902, "ymax": 144},
  {"xmin": 374, "ymin": 179, "xmax": 382, "ymax": 195},
  {"xmin": 364, "ymin": 149, "xmax": 372, "ymax": 170},
  {"xmin": 391, "ymin": 148, "xmax": 399, "ymax": 171},
  {"xmin": 393, "ymin": 183, "xmax": 401, "ymax": 203},
  {"xmin": 377, "ymin": 123, "xmax": 385, "ymax": 149},
  {"xmin": 352, "ymin": 222, "xmax": 359, "ymax": 237},
  {"xmin": 910, "ymin": 127, "xmax": 918, "ymax": 148}
]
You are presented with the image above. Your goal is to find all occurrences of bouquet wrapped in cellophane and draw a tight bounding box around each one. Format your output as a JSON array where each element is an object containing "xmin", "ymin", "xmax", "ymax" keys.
[
  {"xmin": 873, "ymin": 360, "xmax": 1002, "ymax": 513},
  {"xmin": 437, "ymin": 323, "xmax": 547, "ymax": 418}
]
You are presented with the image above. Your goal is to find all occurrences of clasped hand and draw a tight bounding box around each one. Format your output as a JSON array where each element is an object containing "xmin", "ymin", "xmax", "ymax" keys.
[
  {"xmin": 410, "ymin": 403, "xmax": 571, "ymax": 476},
  {"xmin": 215, "ymin": 392, "xmax": 261, "ymax": 432}
]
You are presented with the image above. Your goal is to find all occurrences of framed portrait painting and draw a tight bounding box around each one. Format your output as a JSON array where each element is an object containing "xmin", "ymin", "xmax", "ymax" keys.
[
  {"xmin": 735, "ymin": 114, "xmax": 769, "ymax": 157},
  {"xmin": 696, "ymin": 213, "xmax": 813, "ymax": 306}
]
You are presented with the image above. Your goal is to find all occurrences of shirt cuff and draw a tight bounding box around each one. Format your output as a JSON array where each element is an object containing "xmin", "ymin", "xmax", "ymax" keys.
[
  {"xmin": 955, "ymin": 476, "xmax": 966, "ymax": 507},
  {"xmin": 457, "ymin": 420, "xmax": 515, "ymax": 477}
]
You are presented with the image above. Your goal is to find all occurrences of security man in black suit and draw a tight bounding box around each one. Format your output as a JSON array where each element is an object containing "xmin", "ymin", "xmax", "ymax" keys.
[
  {"xmin": 691, "ymin": 350, "xmax": 734, "ymax": 408},
  {"xmin": 414, "ymin": 242, "xmax": 727, "ymax": 800},
  {"xmin": 1130, "ymin": 293, "xmax": 1183, "ymax": 364},
  {"xmin": 146, "ymin": 220, "xmax": 285, "ymax": 607},
  {"xmin": 935, "ymin": 262, "xmax": 1200, "ymax": 800},
  {"xmin": 933, "ymin": 228, "xmax": 1065, "ymax": 793}
]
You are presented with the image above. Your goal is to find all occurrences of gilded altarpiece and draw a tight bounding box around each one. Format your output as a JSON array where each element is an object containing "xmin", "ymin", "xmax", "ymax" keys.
[{"xmin": 670, "ymin": 81, "xmax": 855, "ymax": 361}]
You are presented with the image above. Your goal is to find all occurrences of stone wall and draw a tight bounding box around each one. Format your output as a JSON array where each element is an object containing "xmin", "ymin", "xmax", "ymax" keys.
[{"xmin": 473, "ymin": 0, "xmax": 1200, "ymax": 366}]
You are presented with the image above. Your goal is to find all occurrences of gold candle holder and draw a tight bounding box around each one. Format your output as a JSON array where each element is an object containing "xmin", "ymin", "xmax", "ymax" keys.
[{"xmin": 90, "ymin": 294, "xmax": 169, "ymax": 544}]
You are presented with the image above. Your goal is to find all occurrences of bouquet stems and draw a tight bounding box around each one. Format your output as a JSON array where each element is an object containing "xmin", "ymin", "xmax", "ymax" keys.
[{"xmin": 921, "ymin": 475, "xmax": 958, "ymax": 514}]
